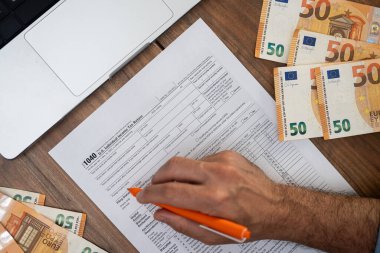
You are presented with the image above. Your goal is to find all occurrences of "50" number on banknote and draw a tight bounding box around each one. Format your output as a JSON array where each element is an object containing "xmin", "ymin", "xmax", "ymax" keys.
[
  {"xmin": 333, "ymin": 119, "xmax": 351, "ymax": 134},
  {"xmin": 353, "ymin": 63, "xmax": 380, "ymax": 87},
  {"xmin": 326, "ymin": 41, "xmax": 354, "ymax": 62},
  {"xmin": 290, "ymin": 122, "xmax": 307, "ymax": 136},
  {"xmin": 300, "ymin": 0, "xmax": 331, "ymax": 20}
]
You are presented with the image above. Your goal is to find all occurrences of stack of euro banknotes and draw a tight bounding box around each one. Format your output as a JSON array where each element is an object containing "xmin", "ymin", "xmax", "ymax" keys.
[
  {"xmin": 256, "ymin": 0, "xmax": 380, "ymax": 141},
  {"xmin": 0, "ymin": 187, "xmax": 108, "ymax": 253}
]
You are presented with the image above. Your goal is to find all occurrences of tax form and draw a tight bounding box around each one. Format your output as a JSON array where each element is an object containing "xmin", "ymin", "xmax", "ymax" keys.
[{"xmin": 50, "ymin": 20, "xmax": 355, "ymax": 253}]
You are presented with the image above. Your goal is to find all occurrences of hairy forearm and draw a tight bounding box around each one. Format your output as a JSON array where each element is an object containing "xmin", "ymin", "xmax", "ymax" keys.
[{"xmin": 271, "ymin": 185, "xmax": 380, "ymax": 253}]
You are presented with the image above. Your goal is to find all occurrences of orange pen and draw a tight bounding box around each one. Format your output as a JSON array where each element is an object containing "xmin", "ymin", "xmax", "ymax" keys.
[{"xmin": 128, "ymin": 188, "xmax": 251, "ymax": 243}]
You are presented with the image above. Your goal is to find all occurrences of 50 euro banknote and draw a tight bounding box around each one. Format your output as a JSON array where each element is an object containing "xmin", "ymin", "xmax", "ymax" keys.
[
  {"xmin": 0, "ymin": 187, "xmax": 45, "ymax": 205},
  {"xmin": 256, "ymin": 0, "xmax": 380, "ymax": 63},
  {"xmin": 316, "ymin": 58, "xmax": 380, "ymax": 139},
  {"xmin": 0, "ymin": 223, "xmax": 24, "ymax": 253},
  {"xmin": 274, "ymin": 64, "xmax": 323, "ymax": 140},
  {"xmin": 28, "ymin": 204, "xmax": 87, "ymax": 237},
  {"xmin": 288, "ymin": 29, "xmax": 380, "ymax": 66},
  {"xmin": 297, "ymin": 0, "xmax": 380, "ymax": 44},
  {"xmin": 256, "ymin": 0, "xmax": 303, "ymax": 63},
  {"xmin": 0, "ymin": 193, "xmax": 108, "ymax": 253}
]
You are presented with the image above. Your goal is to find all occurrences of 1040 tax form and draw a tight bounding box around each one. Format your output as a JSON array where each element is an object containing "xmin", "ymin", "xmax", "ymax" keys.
[{"xmin": 50, "ymin": 20, "xmax": 355, "ymax": 253}]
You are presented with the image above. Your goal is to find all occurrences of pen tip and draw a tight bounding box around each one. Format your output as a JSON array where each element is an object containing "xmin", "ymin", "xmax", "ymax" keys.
[{"xmin": 128, "ymin": 188, "xmax": 142, "ymax": 197}]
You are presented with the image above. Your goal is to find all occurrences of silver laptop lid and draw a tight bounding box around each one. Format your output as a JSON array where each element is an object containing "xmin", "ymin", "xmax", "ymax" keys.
[{"xmin": 25, "ymin": 0, "xmax": 173, "ymax": 96}]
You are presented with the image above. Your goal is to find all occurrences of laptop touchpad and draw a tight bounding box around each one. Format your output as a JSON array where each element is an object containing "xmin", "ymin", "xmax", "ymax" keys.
[{"xmin": 25, "ymin": 0, "xmax": 173, "ymax": 96}]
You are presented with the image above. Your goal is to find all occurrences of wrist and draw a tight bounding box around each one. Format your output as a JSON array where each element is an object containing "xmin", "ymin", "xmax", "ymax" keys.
[
  {"xmin": 253, "ymin": 183, "xmax": 310, "ymax": 242},
  {"xmin": 246, "ymin": 182, "xmax": 294, "ymax": 241},
  {"xmin": 264, "ymin": 183, "xmax": 296, "ymax": 240}
]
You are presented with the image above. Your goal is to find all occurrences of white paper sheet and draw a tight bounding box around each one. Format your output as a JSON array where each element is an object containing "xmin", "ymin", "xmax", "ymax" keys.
[{"xmin": 50, "ymin": 19, "xmax": 355, "ymax": 253}]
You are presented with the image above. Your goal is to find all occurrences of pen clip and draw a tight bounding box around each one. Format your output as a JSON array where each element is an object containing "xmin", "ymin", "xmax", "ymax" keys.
[{"xmin": 199, "ymin": 225, "xmax": 247, "ymax": 243}]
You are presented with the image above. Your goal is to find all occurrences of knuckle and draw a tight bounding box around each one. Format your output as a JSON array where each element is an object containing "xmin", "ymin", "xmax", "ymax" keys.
[
  {"xmin": 220, "ymin": 164, "xmax": 237, "ymax": 177},
  {"xmin": 153, "ymin": 157, "xmax": 184, "ymax": 183},
  {"xmin": 199, "ymin": 161, "xmax": 211, "ymax": 177},
  {"xmin": 205, "ymin": 189, "xmax": 229, "ymax": 215},
  {"xmin": 219, "ymin": 150, "xmax": 238, "ymax": 162},
  {"xmin": 166, "ymin": 156, "xmax": 182, "ymax": 171},
  {"xmin": 151, "ymin": 173, "xmax": 161, "ymax": 184},
  {"xmin": 214, "ymin": 189, "xmax": 229, "ymax": 204},
  {"xmin": 199, "ymin": 160, "xmax": 207, "ymax": 170}
]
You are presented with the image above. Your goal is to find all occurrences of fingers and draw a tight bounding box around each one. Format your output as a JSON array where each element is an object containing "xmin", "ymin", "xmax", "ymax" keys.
[
  {"xmin": 137, "ymin": 182, "xmax": 211, "ymax": 212},
  {"xmin": 154, "ymin": 209, "xmax": 231, "ymax": 245},
  {"xmin": 152, "ymin": 157, "xmax": 207, "ymax": 185}
]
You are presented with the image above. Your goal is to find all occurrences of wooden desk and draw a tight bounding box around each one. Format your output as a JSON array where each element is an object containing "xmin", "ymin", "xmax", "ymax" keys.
[{"xmin": 1, "ymin": 0, "xmax": 379, "ymax": 252}]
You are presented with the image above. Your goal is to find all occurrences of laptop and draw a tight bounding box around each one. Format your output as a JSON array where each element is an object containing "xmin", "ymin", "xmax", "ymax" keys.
[{"xmin": 0, "ymin": 0, "xmax": 200, "ymax": 159}]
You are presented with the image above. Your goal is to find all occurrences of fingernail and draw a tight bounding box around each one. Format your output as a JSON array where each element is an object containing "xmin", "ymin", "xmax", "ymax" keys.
[
  {"xmin": 155, "ymin": 214, "xmax": 165, "ymax": 222},
  {"xmin": 154, "ymin": 210, "xmax": 168, "ymax": 223},
  {"xmin": 154, "ymin": 211, "xmax": 167, "ymax": 223}
]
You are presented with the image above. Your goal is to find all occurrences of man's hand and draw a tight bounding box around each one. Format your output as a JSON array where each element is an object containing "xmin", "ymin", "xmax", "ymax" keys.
[
  {"xmin": 137, "ymin": 151, "xmax": 283, "ymax": 245},
  {"xmin": 136, "ymin": 151, "xmax": 380, "ymax": 253}
]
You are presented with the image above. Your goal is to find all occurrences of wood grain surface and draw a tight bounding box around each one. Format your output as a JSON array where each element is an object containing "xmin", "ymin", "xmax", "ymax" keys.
[{"xmin": 1, "ymin": 1, "xmax": 379, "ymax": 252}]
